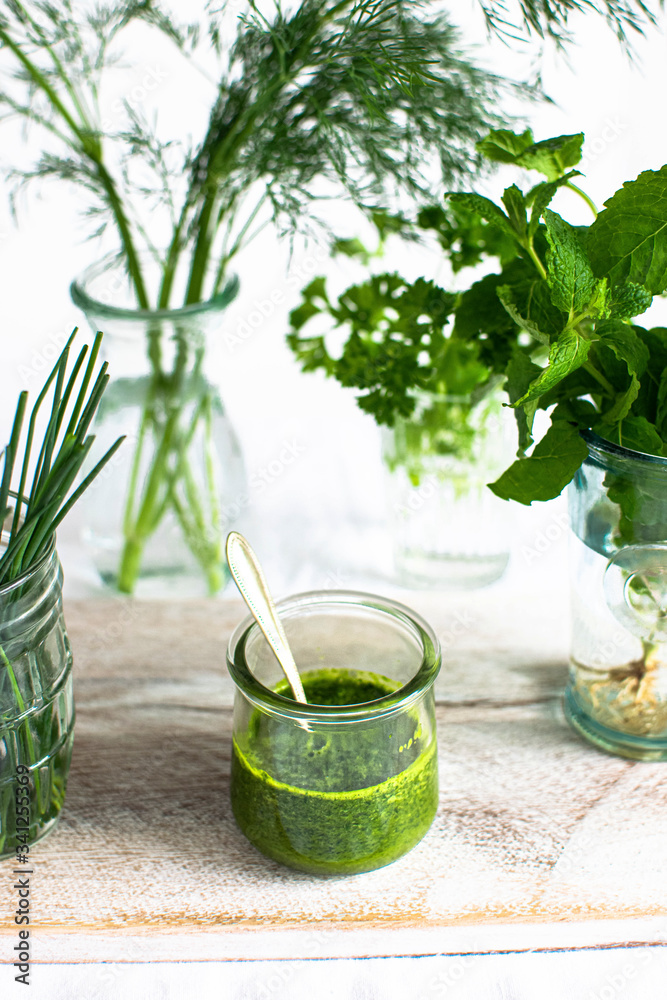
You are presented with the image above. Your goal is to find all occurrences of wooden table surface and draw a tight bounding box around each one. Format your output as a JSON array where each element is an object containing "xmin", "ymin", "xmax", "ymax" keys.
[{"xmin": 2, "ymin": 572, "xmax": 667, "ymax": 983}]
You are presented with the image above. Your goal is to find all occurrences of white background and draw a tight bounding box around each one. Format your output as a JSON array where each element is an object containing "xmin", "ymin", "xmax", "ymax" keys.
[{"xmin": 0, "ymin": 0, "xmax": 666, "ymax": 596}]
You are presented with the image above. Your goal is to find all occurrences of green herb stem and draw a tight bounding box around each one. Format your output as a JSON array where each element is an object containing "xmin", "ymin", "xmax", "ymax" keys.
[
  {"xmin": 527, "ymin": 242, "xmax": 548, "ymax": 281},
  {"xmin": 583, "ymin": 360, "xmax": 616, "ymax": 396},
  {"xmin": 185, "ymin": 190, "xmax": 219, "ymax": 304},
  {"xmin": 566, "ymin": 181, "xmax": 598, "ymax": 218},
  {"xmin": 92, "ymin": 163, "xmax": 149, "ymax": 309},
  {"xmin": 0, "ymin": 24, "xmax": 83, "ymax": 144},
  {"xmin": 0, "ymin": 643, "xmax": 41, "ymax": 805}
]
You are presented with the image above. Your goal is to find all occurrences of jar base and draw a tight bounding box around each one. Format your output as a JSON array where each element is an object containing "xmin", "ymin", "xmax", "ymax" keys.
[
  {"xmin": 564, "ymin": 687, "xmax": 667, "ymax": 761},
  {"xmin": 0, "ymin": 811, "xmax": 65, "ymax": 861},
  {"xmin": 395, "ymin": 550, "xmax": 509, "ymax": 589},
  {"xmin": 99, "ymin": 565, "xmax": 231, "ymax": 599},
  {"xmin": 234, "ymin": 811, "xmax": 436, "ymax": 877}
]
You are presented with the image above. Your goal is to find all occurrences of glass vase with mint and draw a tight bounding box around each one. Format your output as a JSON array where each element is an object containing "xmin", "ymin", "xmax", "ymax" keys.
[
  {"xmin": 457, "ymin": 130, "xmax": 667, "ymax": 757},
  {"xmin": 0, "ymin": 331, "xmax": 122, "ymax": 857},
  {"xmin": 456, "ymin": 132, "xmax": 667, "ymax": 760},
  {"xmin": 0, "ymin": 0, "xmax": 534, "ymax": 595}
]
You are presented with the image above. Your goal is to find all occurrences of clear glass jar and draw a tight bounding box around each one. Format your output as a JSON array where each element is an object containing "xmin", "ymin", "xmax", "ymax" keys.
[
  {"xmin": 0, "ymin": 536, "xmax": 74, "ymax": 857},
  {"xmin": 565, "ymin": 431, "xmax": 667, "ymax": 760},
  {"xmin": 382, "ymin": 388, "xmax": 515, "ymax": 588},
  {"xmin": 227, "ymin": 590, "xmax": 441, "ymax": 875},
  {"xmin": 71, "ymin": 254, "xmax": 246, "ymax": 597}
]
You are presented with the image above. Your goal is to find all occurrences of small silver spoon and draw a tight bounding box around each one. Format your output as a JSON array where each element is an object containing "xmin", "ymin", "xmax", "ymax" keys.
[{"xmin": 225, "ymin": 531, "xmax": 308, "ymax": 704}]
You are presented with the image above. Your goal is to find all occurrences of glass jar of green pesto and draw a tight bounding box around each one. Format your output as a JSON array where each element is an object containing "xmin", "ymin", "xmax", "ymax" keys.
[{"xmin": 227, "ymin": 590, "xmax": 441, "ymax": 875}]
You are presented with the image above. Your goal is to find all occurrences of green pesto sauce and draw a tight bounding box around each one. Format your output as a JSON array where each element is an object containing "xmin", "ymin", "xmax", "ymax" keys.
[{"xmin": 231, "ymin": 668, "xmax": 438, "ymax": 875}]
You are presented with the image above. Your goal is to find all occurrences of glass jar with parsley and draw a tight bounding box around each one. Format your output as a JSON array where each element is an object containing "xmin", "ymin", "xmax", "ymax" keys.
[
  {"xmin": 382, "ymin": 387, "xmax": 515, "ymax": 588},
  {"xmin": 565, "ymin": 432, "xmax": 667, "ymax": 760},
  {"xmin": 227, "ymin": 590, "xmax": 441, "ymax": 875}
]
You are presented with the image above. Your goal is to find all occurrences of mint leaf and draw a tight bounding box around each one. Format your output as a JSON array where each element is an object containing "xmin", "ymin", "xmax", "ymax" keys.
[
  {"xmin": 595, "ymin": 320, "xmax": 650, "ymax": 377},
  {"xmin": 476, "ymin": 128, "xmax": 534, "ymax": 164},
  {"xmin": 599, "ymin": 375, "xmax": 640, "ymax": 425},
  {"xmin": 454, "ymin": 272, "xmax": 515, "ymax": 334},
  {"xmin": 657, "ymin": 370, "xmax": 667, "ymax": 437},
  {"xmin": 447, "ymin": 193, "xmax": 515, "ymax": 240},
  {"xmin": 454, "ymin": 257, "xmax": 564, "ymax": 371},
  {"xmin": 501, "ymin": 185, "xmax": 527, "ymax": 239},
  {"xmin": 608, "ymin": 282, "xmax": 653, "ymax": 319},
  {"xmin": 489, "ymin": 421, "xmax": 588, "ymax": 504},
  {"xmin": 504, "ymin": 350, "xmax": 542, "ymax": 453},
  {"xmin": 544, "ymin": 209, "xmax": 598, "ymax": 316},
  {"xmin": 497, "ymin": 285, "xmax": 550, "ymax": 344},
  {"xmin": 550, "ymin": 398, "xmax": 598, "ymax": 427},
  {"xmin": 637, "ymin": 327, "xmax": 667, "ymax": 369},
  {"xmin": 527, "ymin": 171, "xmax": 579, "ymax": 238},
  {"xmin": 514, "ymin": 327, "xmax": 592, "ymax": 407},
  {"xmin": 476, "ymin": 131, "xmax": 583, "ymax": 181},
  {"xmin": 501, "ymin": 264, "xmax": 568, "ymax": 341},
  {"xmin": 417, "ymin": 202, "xmax": 517, "ymax": 272},
  {"xmin": 516, "ymin": 134, "xmax": 584, "ymax": 181},
  {"xmin": 586, "ymin": 166, "xmax": 667, "ymax": 293},
  {"xmin": 602, "ymin": 416, "xmax": 667, "ymax": 455}
]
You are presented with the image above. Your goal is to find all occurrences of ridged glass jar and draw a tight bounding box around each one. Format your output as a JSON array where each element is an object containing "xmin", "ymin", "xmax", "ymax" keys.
[
  {"xmin": 565, "ymin": 432, "xmax": 667, "ymax": 760},
  {"xmin": 227, "ymin": 590, "xmax": 441, "ymax": 875},
  {"xmin": 0, "ymin": 537, "xmax": 74, "ymax": 857},
  {"xmin": 382, "ymin": 389, "xmax": 515, "ymax": 588},
  {"xmin": 71, "ymin": 254, "xmax": 245, "ymax": 597}
]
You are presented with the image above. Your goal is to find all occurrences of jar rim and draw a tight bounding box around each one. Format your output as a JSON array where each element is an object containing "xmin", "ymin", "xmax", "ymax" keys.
[
  {"xmin": 226, "ymin": 589, "xmax": 441, "ymax": 722},
  {"xmin": 0, "ymin": 531, "xmax": 56, "ymax": 598},
  {"xmin": 407, "ymin": 375, "xmax": 505, "ymax": 407},
  {"xmin": 70, "ymin": 252, "xmax": 240, "ymax": 322},
  {"xmin": 582, "ymin": 429, "xmax": 667, "ymax": 468}
]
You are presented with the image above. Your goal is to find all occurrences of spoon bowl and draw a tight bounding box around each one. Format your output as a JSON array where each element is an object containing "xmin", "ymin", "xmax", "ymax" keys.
[{"xmin": 225, "ymin": 532, "xmax": 307, "ymax": 704}]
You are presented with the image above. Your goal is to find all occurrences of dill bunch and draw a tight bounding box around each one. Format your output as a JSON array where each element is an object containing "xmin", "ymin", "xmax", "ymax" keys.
[
  {"xmin": 0, "ymin": 0, "xmax": 660, "ymax": 301},
  {"xmin": 0, "ymin": 0, "xmax": 516, "ymax": 305}
]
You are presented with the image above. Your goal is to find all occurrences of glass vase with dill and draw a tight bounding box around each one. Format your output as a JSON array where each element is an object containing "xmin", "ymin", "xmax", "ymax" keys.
[
  {"xmin": 0, "ymin": 0, "xmax": 546, "ymax": 595},
  {"xmin": 0, "ymin": 331, "xmax": 123, "ymax": 856}
]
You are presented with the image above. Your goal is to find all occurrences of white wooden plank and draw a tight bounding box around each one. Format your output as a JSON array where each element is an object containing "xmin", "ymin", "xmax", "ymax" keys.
[{"xmin": 1, "ymin": 581, "xmax": 666, "ymax": 966}]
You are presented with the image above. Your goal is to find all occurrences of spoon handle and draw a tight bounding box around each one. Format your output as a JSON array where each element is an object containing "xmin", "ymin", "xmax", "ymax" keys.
[{"xmin": 226, "ymin": 532, "xmax": 308, "ymax": 704}]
